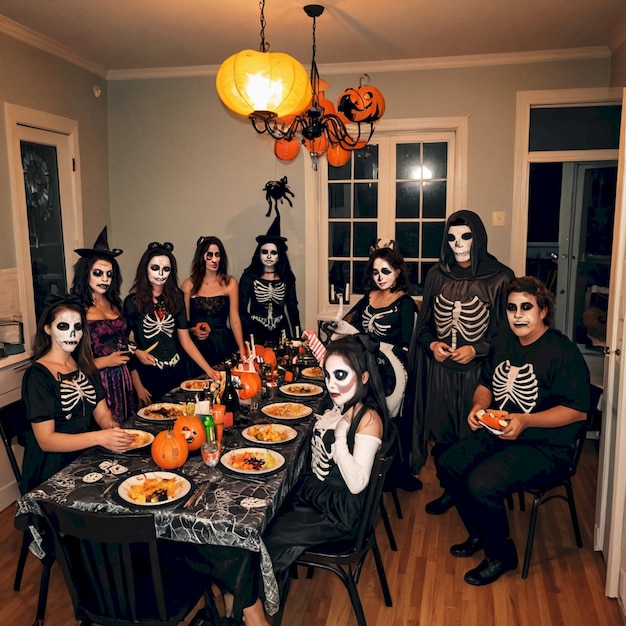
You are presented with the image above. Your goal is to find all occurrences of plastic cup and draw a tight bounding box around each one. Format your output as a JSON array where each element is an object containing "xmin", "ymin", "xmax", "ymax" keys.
[
  {"xmin": 224, "ymin": 412, "xmax": 234, "ymax": 428},
  {"xmin": 212, "ymin": 404, "xmax": 225, "ymax": 442}
]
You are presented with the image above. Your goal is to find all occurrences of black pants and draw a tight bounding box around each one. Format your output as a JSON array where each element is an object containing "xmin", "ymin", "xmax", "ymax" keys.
[{"xmin": 438, "ymin": 429, "xmax": 572, "ymax": 561}]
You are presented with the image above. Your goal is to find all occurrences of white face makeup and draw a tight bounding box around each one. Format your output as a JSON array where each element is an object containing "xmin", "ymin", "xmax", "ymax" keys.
[
  {"xmin": 372, "ymin": 258, "xmax": 400, "ymax": 291},
  {"xmin": 204, "ymin": 245, "xmax": 221, "ymax": 271},
  {"xmin": 447, "ymin": 225, "xmax": 473, "ymax": 265},
  {"xmin": 324, "ymin": 354, "xmax": 359, "ymax": 411},
  {"xmin": 506, "ymin": 291, "xmax": 548, "ymax": 345},
  {"xmin": 148, "ymin": 255, "xmax": 171, "ymax": 286},
  {"xmin": 89, "ymin": 260, "xmax": 114, "ymax": 294},
  {"xmin": 48, "ymin": 309, "xmax": 83, "ymax": 352},
  {"xmin": 260, "ymin": 243, "xmax": 279, "ymax": 271}
]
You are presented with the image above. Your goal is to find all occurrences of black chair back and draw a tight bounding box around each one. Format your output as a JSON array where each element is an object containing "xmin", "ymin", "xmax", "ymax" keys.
[{"xmin": 40, "ymin": 501, "xmax": 214, "ymax": 625}]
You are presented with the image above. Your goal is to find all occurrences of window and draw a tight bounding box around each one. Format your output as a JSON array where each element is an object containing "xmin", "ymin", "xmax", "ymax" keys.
[{"xmin": 309, "ymin": 118, "xmax": 467, "ymax": 319}]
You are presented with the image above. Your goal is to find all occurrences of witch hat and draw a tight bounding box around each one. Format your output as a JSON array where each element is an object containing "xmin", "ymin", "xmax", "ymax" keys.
[
  {"xmin": 256, "ymin": 213, "xmax": 288, "ymax": 246},
  {"xmin": 74, "ymin": 226, "xmax": 123, "ymax": 258}
]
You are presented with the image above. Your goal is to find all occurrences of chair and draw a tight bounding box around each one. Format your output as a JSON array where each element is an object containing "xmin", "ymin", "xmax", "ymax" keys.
[
  {"xmin": 40, "ymin": 501, "xmax": 220, "ymax": 626},
  {"xmin": 273, "ymin": 429, "xmax": 395, "ymax": 626},
  {"xmin": 0, "ymin": 400, "xmax": 52, "ymax": 626},
  {"xmin": 511, "ymin": 395, "xmax": 599, "ymax": 579}
]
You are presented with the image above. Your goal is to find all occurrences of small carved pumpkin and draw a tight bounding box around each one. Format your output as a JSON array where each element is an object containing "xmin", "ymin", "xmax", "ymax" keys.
[
  {"xmin": 232, "ymin": 368, "xmax": 262, "ymax": 400},
  {"xmin": 151, "ymin": 429, "xmax": 189, "ymax": 469},
  {"xmin": 337, "ymin": 85, "xmax": 385, "ymax": 124},
  {"xmin": 173, "ymin": 414, "xmax": 206, "ymax": 451}
]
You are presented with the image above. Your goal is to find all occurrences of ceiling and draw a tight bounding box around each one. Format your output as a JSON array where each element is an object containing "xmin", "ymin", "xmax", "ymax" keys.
[{"xmin": 1, "ymin": 0, "xmax": 625, "ymax": 77}]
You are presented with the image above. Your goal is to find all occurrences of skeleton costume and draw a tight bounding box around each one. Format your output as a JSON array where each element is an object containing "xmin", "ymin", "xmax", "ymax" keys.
[
  {"xmin": 123, "ymin": 289, "xmax": 188, "ymax": 401},
  {"xmin": 21, "ymin": 362, "xmax": 106, "ymax": 492},
  {"xmin": 406, "ymin": 210, "xmax": 514, "ymax": 472},
  {"xmin": 239, "ymin": 213, "xmax": 300, "ymax": 345},
  {"xmin": 438, "ymin": 326, "xmax": 590, "ymax": 566}
]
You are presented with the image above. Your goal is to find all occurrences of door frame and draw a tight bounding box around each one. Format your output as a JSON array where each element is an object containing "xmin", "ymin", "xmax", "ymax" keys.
[{"xmin": 4, "ymin": 103, "xmax": 83, "ymax": 351}]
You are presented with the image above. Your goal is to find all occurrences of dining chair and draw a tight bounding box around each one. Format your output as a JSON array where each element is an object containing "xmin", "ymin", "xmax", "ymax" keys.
[
  {"xmin": 40, "ymin": 501, "xmax": 221, "ymax": 625},
  {"xmin": 0, "ymin": 400, "xmax": 52, "ymax": 626},
  {"xmin": 273, "ymin": 426, "xmax": 396, "ymax": 626}
]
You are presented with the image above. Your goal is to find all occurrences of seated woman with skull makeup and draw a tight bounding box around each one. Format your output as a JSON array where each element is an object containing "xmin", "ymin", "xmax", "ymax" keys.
[{"xmin": 20, "ymin": 296, "xmax": 134, "ymax": 493}]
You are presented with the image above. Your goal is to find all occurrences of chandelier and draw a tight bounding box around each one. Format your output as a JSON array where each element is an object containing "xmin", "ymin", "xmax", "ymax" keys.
[{"xmin": 217, "ymin": 3, "xmax": 385, "ymax": 171}]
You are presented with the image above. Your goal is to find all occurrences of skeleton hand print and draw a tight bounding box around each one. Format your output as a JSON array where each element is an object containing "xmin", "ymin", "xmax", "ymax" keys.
[
  {"xmin": 492, "ymin": 360, "xmax": 538, "ymax": 414},
  {"xmin": 434, "ymin": 294, "xmax": 490, "ymax": 350}
]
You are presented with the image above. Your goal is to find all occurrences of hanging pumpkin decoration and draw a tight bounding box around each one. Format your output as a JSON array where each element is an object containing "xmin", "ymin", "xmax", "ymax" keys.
[
  {"xmin": 173, "ymin": 414, "xmax": 206, "ymax": 452},
  {"xmin": 327, "ymin": 144, "xmax": 351, "ymax": 167},
  {"xmin": 337, "ymin": 85, "xmax": 386, "ymax": 124},
  {"xmin": 151, "ymin": 429, "xmax": 189, "ymax": 469},
  {"xmin": 304, "ymin": 134, "xmax": 329, "ymax": 156},
  {"xmin": 274, "ymin": 138, "xmax": 300, "ymax": 161}
]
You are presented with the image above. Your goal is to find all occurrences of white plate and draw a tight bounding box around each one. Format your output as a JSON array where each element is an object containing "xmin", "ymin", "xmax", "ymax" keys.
[
  {"xmin": 300, "ymin": 366, "xmax": 324, "ymax": 380},
  {"xmin": 242, "ymin": 424, "xmax": 298, "ymax": 444},
  {"xmin": 137, "ymin": 402, "xmax": 186, "ymax": 421},
  {"xmin": 117, "ymin": 471, "xmax": 192, "ymax": 506},
  {"xmin": 261, "ymin": 402, "xmax": 313, "ymax": 420},
  {"xmin": 220, "ymin": 448, "xmax": 285, "ymax": 475},
  {"xmin": 279, "ymin": 383, "xmax": 324, "ymax": 397},
  {"xmin": 180, "ymin": 379, "xmax": 209, "ymax": 392},
  {"xmin": 122, "ymin": 429, "xmax": 155, "ymax": 450}
]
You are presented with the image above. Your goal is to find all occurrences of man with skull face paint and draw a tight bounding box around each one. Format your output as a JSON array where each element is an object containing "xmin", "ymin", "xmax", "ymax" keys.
[
  {"xmin": 124, "ymin": 242, "xmax": 220, "ymax": 404},
  {"xmin": 21, "ymin": 296, "xmax": 134, "ymax": 493},
  {"xmin": 406, "ymin": 210, "xmax": 514, "ymax": 515},
  {"xmin": 239, "ymin": 214, "xmax": 300, "ymax": 346}
]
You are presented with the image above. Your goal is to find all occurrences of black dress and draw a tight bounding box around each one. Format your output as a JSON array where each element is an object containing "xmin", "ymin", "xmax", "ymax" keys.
[
  {"xmin": 21, "ymin": 363, "xmax": 106, "ymax": 492},
  {"xmin": 188, "ymin": 295, "xmax": 238, "ymax": 366}
]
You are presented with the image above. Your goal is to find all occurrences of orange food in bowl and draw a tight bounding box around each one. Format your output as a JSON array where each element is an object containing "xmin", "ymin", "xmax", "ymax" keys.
[{"xmin": 476, "ymin": 409, "xmax": 510, "ymax": 431}]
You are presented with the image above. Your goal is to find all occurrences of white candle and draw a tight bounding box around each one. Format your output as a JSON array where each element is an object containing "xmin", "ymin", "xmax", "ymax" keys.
[
  {"xmin": 330, "ymin": 284, "xmax": 336, "ymax": 302},
  {"xmin": 345, "ymin": 282, "xmax": 350, "ymax": 302},
  {"xmin": 250, "ymin": 334, "xmax": 256, "ymax": 359}
]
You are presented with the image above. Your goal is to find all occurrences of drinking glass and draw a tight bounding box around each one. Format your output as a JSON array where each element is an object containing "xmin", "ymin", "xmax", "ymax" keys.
[{"xmin": 201, "ymin": 440, "xmax": 220, "ymax": 478}]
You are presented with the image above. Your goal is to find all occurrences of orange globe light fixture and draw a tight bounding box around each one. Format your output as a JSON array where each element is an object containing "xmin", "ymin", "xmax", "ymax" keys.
[{"xmin": 216, "ymin": 49, "xmax": 311, "ymax": 120}]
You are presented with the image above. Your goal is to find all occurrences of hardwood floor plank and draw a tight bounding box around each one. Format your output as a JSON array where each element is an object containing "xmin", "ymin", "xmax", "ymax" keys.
[{"xmin": 0, "ymin": 441, "xmax": 623, "ymax": 625}]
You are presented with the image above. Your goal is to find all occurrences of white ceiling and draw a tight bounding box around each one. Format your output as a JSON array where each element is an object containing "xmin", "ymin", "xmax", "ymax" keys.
[{"xmin": 1, "ymin": 0, "xmax": 625, "ymax": 77}]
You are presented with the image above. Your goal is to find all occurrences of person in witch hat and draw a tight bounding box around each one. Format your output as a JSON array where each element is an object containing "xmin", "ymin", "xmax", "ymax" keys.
[
  {"xmin": 239, "ymin": 212, "xmax": 301, "ymax": 346},
  {"xmin": 70, "ymin": 227, "xmax": 135, "ymax": 422}
]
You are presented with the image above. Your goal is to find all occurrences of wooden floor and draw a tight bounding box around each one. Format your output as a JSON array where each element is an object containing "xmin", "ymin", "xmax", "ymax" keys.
[{"xmin": 0, "ymin": 440, "xmax": 623, "ymax": 626}]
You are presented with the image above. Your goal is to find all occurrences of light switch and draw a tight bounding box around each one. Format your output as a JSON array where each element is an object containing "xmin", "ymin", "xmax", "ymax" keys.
[{"xmin": 492, "ymin": 211, "xmax": 505, "ymax": 227}]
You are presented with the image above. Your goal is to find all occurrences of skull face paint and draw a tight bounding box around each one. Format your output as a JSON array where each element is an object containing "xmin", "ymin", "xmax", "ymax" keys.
[
  {"xmin": 324, "ymin": 354, "xmax": 358, "ymax": 411},
  {"xmin": 48, "ymin": 309, "xmax": 83, "ymax": 352},
  {"xmin": 260, "ymin": 243, "xmax": 279, "ymax": 271},
  {"xmin": 148, "ymin": 255, "xmax": 171, "ymax": 286},
  {"xmin": 447, "ymin": 225, "xmax": 473, "ymax": 265},
  {"xmin": 204, "ymin": 245, "xmax": 221, "ymax": 271},
  {"xmin": 89, "ymin": 260, "xmax": 114, "ymax": 294},
  {"xmin": 372, "ymin": 258, "xmax": 400, "ymax": 291}
]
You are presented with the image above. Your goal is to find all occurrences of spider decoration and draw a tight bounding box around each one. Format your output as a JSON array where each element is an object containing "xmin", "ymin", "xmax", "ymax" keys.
[{"xmin": 263, "ymin": 176, "xmax": 294, "ymax": 217}]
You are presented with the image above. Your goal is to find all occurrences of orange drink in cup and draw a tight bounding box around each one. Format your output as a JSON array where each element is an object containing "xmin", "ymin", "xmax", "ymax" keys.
[{"xmin": 212, "ymin": 404, "xmax": 225, "ymax": 443}]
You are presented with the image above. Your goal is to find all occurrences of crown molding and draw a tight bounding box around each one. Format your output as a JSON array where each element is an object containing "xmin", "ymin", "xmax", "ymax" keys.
[
  {"xmin": 0, "ymin": 15, "xmax": 107, "ymax": 77},
  {"xmin": 610, "ymin": 16, "xmax": 626, "ymax": 53}
]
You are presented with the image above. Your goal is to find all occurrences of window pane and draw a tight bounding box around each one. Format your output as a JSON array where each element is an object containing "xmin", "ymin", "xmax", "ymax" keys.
[
  {"xmin": 328, "ymin": 183, "xmax": 351, "ymax": 218},
  {"xmin": 354, "ymin": 182, "xmax": 378, "ymax": 218},
  {"xmin": 329, "ymin": 156, "xmax": 352, "ymax": 180},
  {"xmin": 423, "ymin": 181, "xmax": 447, "ymax": 218},
  {"xmin": 396, "ymin": 143, "xmax": 421, "ymax": 179},
  {"xmin": 354, "ymin": 222, "xmax": 378, "ymax": 257},
  {"xmin": 354, "ymin": 145, "xmax": 378, "ymax": 180},
  {"xmin": 405, "ymin": 261, "xmax": 418, "ymax": 293},
  {"xmin": 353, "ymin": 261, "xmax": 368, "ymax": 294},
  {"xmin": 328, "ymin": 260, "xmax": 349, "ymax": 303},
  {"xmin": 395, "ymin": 223, "xmax": 419, "ymax": 258},
  {"xmin": 423, "ymin": 142, "xmax": 448, "ymax": 178},
  {"xmin": 329, "ymin": 222, "xmax": 351, "ymax": 256},
  {"xmin": 396, "ymin": 182, "xmax": 420, "ymax": 218},
  {"xmin": 423, "ymin": 222, "xmax": 445, "ymax": 257}
]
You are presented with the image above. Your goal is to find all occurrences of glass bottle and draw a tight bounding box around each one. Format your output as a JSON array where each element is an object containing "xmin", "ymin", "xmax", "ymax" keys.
[
  {"xmin": 203, "ymin": 412, "xmax": 216, "ymax": 442},
  {"xmin": 222, "ymin": 367, "xmax": 240, "ymax": 426}
]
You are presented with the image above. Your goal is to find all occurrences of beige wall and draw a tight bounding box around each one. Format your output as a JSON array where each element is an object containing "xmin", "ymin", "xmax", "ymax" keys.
[
  {"xmin": 108, "ymin": 57, "xmax": 610, "ymax": 301},
  {"xmin": 0, "ymin": 32, "xmax": 110, "ymax": 270},
  {"xmin": 611, "ymin": 41, "xmax": 626, "ymax": 86}
]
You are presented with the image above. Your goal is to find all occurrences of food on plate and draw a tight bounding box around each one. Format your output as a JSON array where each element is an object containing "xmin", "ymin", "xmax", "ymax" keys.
[
  {"xmin": 127, "ymin": 475, "xmax": 183, "ymax": 503},
  {"xmin": 245, "ymin": 424, "xmax": 291, "ymax": 442},
  {"xmin": 226, "ymin": 450, "xmax": 277, "ymax": 472},
  {"xmin": 124, "ymin": 430, "xmax": 153, "ymax": 449},
  {"xmin": 302, "ymin": 366, "xmax": 324, "ymax": 378},
  {"xmin": 281, "ymin": 384, "xmax": 321, "ymax": 395},
  {"xmin": 140, "ymin": 403, "xmax": 186, "ymax": 420},
  {"xmin": 262, "ymin": 403, "xmax": 310, "ymax": 418},
  {"xmin": 476, "ymin": 409, "xmax": 510, "ymax": 431},
  {"xmin": 180, "ymin": 379, "xmax": 209, "ymax": 391}
]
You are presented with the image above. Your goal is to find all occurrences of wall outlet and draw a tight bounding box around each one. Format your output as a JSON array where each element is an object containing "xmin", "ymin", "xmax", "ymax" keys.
[{"xmin": 492, "ymin": 211, "xmax": 505, "ymax": 227}]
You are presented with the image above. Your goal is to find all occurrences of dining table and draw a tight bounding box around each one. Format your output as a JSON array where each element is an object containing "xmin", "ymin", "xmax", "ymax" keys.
[{"xmin": 15, "ymin": 375, "xmax": 327, "ymax": 615}]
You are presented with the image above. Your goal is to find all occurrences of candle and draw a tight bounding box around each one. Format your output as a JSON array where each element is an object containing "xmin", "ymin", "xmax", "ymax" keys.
[{"xmin": 250, "ymin": 334, "xmax": 256, "ymax": 359}]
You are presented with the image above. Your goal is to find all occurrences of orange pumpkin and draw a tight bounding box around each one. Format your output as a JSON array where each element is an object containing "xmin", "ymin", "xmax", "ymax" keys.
[
  {"xmin": 263, "ymin": 347, "xmax": 277, "ymax": 370},
  {"xmin": 232, "ymin": 368, "xmax": 262, "ymax": 400},
  {"xmin": 194, "ymin": 321, "xmax": 210, "ymax": 334},
  {"xmin": 173, "ymin": 414, "xmax": 206, "ymax": 451},
  {"xmin": 151, "ymin": 429, "xmax": 189, "ymax": 469},
  {"xmin": 337, "ymin": 85, "xmax": 385, "ymax": 124},
  {"xmin": 327, "ymin": 144, "xmax": 351, "ymax": 167},
  {"xmin": 303, "ymin": 134, "xmax": 329, "ymax": 156},
  {"xmin": 274, "ymin": 138, "xmax": 300, "ymax": 161}
]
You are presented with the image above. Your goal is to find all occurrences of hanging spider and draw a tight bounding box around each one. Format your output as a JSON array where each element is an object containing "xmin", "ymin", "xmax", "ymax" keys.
[{"xmin": 263, "ymin": 176, "xmax": 294, "ymax": 217}]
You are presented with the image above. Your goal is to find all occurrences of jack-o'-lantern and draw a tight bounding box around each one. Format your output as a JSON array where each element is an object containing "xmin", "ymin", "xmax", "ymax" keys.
[
  {"xmin": 173, "ymin": 414, "xmax": 206, "ymax": 451},
  {"xmin": 232, "ymin": 368, "xmax": 262, "ymax": 400},
  {"xmin": 151, "ymin": 429, "xmax": 189, "ymax": 469},
  {"xmin": 337, "ymin": 85, "xmax": 385, "ymax": 124}
]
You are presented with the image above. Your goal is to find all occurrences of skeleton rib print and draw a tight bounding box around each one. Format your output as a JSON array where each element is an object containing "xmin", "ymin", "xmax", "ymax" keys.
[
  {"xmin": 492, "ymin": 360, "xmax": 538, "ymax": 414},
  {"xmin": 60, "ymin": 371, "xmax": 97, "ymax": 413},
  {"xmin": 143, "ymin": 313, "xmax": 175, "ymax": 339},
  {"xmin": 434, "ymin": 294, "xmax": 489, "ymax": 347}
]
